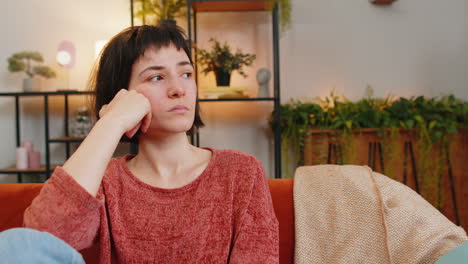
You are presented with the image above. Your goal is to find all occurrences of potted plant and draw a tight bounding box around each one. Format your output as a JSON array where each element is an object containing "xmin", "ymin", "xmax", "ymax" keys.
[
  {"xmin": 272, "ymin": 91, "xmax": 468, "ymax": 211},
  {"xmin": 133, "ymin": 0, "xmax": 186, "ymax": 25},
  {"xmin": 197, "ymin": 38, "xmax": 256, "ymax": 87},
  {"xmin": 7, "ymin": 51, "xmax": 56, "ymax": 92}
]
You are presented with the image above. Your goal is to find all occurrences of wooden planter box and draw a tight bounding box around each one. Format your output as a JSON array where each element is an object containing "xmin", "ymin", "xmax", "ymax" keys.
[{"xmin": 303, "ymin": 128, "xmax": 468, "ymax": 230}]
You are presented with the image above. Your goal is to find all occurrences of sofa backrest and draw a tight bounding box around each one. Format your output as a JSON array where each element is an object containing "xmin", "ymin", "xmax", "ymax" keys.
[
  {"xmin": 0, "ymin": 179, "xmax": 294, "ymax": 264},
  {"xmin": 0, "ymin": 184, "xmax": 42, "ymax": 231}
]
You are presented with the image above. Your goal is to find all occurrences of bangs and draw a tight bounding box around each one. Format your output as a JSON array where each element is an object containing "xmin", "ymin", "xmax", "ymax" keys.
[{"xmin": 125, "ymin": 24, "xmax": 193, "ymax": 67}]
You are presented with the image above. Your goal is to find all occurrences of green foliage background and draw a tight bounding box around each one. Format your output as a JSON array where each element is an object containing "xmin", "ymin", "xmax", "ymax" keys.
[{"xmin": 272, "ymin": 90, "xmax": 468, "ymax": 207}]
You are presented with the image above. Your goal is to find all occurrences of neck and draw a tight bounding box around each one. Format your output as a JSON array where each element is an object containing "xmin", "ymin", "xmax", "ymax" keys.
[{"xmin": 130, "ymin": 132, "xmax": 196, "ymax": 181}]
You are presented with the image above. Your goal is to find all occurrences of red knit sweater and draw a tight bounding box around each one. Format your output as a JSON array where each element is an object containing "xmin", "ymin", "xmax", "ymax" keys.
[{"xmin": 24, "ymin": 148, "xmax": 279, "ymax": 263}]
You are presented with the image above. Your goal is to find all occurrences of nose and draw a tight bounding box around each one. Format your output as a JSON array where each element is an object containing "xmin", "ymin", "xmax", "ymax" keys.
[{"xmin": 167, "ymin": 78, "xmax": 185, "ymax": 99}]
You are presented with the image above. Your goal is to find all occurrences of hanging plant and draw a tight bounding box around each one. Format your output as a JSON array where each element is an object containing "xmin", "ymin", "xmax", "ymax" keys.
[
  {"xmin": 133, "ymin": 0, "xmax": 186, "ymax": 25},
  {"xmin": 380, "ymin": 127, "xmax": 402, "ymax": 181},
  {"xmin": 265, "ymin": 0, "xmax": 292, "ymax": 33}
]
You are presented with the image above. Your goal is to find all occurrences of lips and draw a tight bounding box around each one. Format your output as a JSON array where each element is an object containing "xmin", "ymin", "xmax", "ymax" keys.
[{"xmin": 168, "ymin": 105, "xmax": 189, "ymax": 113}]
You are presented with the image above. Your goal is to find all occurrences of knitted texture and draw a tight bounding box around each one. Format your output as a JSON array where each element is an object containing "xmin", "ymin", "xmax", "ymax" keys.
[
  {"xmin": 293, "ymin": 165, "xmax": 467, "ymax": 264},
  {"xmin": 24, "ymin": 148, "xmax": 279, "ymax": 263}
]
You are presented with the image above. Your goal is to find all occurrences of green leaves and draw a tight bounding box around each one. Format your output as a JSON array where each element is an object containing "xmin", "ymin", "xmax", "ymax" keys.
[
  {"xmin": 265, "ymin": 0, "xmax": 292, "ymax": 33},
  {"xmin": 133, "ymin": 0, "xmax": 186, "ymax": 25},
  {"xmin": 196, "ymin": 38, "xmax": 256, "ymax": 78},
  {"xmin": 273, "ymin": 93, "xmax": 468, "ymax": 145},
  {"xmin": 33, "ymin": 66, "xmax": 56, "ymax": 79},
  {"xmin": 345, "ymin": 120, "xmax": 353, "ymax": 130},
  {"xmin": 403, "ymin": 119, "xmax": 415, "ymax": 129},
  {"xmin": 275, "ymin": 92, "xmax": 467, "ymax": 203},
  {"xmin": 11, "ymin": 51, "xmax": 44, "ymax": 62},
  {"xmin": 7, "ymin": 57, "xmax": 26, "ymax": 72},
  {"xmin": 7, "ymin": 51, "xmax": 55, "ymax": 79}
]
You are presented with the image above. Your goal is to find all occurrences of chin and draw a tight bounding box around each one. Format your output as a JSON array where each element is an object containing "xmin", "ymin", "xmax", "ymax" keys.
[{"xmin": 145, "ymin": 121, "xmax": 193, "ymax": 136}]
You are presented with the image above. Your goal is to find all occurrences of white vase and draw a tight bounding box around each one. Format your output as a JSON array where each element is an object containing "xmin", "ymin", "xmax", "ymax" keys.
[{"xmin": 22, "ymin": 78, "xmax": 38, "ymax": 92}]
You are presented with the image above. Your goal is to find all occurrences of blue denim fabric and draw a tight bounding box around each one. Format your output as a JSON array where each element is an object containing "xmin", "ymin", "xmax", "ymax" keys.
[
  {"xmin": 0, "ymin": 228, "xmax": 85, "ymax": 264},
  {"xmin": 436, "ymin": 241, "xmax": 468, "ymax": 264}
]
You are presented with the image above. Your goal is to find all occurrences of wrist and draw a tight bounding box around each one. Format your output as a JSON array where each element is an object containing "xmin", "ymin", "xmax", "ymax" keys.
[{"xmin": 95, "ymin": 115, "xmax": 126, "ymax": 136}]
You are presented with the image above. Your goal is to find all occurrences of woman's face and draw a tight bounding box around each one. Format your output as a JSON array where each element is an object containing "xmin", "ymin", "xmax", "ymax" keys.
[{"xmin": 128, "ymin": 44, "xmax": 196, "ymax": 136}]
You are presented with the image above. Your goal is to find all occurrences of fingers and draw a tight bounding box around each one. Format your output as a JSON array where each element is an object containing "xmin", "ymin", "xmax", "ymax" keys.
[
  {"xmin": 141, "ymin": 111, "xmax": 152, "ymax": 133},
  {"xmin": 126, "ymin": 123, "xmax": 141, "ymax": 138},
  {"xmin": 115, "ymin": 89, "xmax": 128, "ymax": 97},
  {"xmin": 137, "ymin": 91, "xmax": 152, "ymax": 133},
  {"xmin": 99, "ymin": 88, "xmax": 151, "ymax": 137}
]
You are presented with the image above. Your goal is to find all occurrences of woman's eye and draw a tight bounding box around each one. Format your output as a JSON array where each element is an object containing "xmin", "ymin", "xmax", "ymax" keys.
[
  {"xmin": 150, "ymin": 75, "xmax": 162, "ymax": 82},
  {"xmin": 182, "ymin": 72, "xmax": 192, "ymax": 78}
]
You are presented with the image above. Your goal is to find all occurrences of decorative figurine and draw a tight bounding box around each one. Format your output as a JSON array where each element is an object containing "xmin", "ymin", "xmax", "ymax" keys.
[{"xmin": 256, "ymin": 68, "xmax": 271, "ymax": 98}]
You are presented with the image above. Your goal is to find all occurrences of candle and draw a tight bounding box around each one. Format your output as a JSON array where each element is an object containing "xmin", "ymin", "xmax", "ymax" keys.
[
  {"xmin": 16, "ymin": 147, "xmax": 28, "ymax": 169},
  {"xmin": 21, "ymin": 141, "xmax": 33, "ymax": 153},
  {"xmin": 28, "ymin": 151, "xmax": 41, "ymax": 169}
]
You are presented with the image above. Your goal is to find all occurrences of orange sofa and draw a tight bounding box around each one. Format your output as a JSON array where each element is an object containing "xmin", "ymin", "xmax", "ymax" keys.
[{"xmin": 0, "ymin": 179, "xmax": 295, "ymax": 264}]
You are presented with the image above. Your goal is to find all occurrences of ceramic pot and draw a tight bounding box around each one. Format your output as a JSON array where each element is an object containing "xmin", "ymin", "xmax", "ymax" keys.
[{"xmin": 215, "ymin": 70, "xmax": 231, "ymax": 87}]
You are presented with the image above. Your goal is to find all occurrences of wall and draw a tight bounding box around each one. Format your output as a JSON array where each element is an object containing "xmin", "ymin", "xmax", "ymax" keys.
[
  {"xmin": 281, "ymin": 0, "xmax": 467, "ymax": 101},
  {"xmin": 0, "ymin": 0, "xmax": 466, "ymax": 181},
  {"xmin": 0, "ymin": 0, "xmax": 130, "ymax": 183}
]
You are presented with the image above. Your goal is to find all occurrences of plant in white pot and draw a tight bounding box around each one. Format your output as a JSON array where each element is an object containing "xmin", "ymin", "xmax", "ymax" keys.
[{"xmin": 7, "ymin": 51, "xmax": 56, "ymax": 92}]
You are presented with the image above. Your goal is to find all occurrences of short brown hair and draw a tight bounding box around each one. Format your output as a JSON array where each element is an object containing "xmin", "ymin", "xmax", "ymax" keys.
[{"xmin": 89, "ymin": 24, "xmax": 204, "ymax": 140}]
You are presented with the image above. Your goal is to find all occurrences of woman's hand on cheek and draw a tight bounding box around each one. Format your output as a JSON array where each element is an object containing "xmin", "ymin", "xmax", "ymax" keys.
[
  {"xmin": 98, "ymin": 89, "xmax": 152, "ymax": 138},
  {"xmin": 125, "ymin": 108, "xmax": 151, "ymax": 138},
  {"xmin": 127, "ymin": 89, "xmax": 153, "ymax": 138}
]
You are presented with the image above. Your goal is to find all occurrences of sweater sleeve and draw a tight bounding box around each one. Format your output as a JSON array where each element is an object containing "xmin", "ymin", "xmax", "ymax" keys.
[
  {"xmin": 23, "ymin": 166, "xmax": 104, "ymax": 250},
  {"xmin": 229, "ymin": 157, "xmax": 280, "ymax": 264}
]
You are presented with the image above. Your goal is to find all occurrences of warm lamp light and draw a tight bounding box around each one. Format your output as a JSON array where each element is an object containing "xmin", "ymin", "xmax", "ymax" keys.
[
  {"xmin": 56, "ymin": 51, "xmax": 72, "ymax": 66},
  {"xmin": 56, "ymin": 41, "xmax": 76, "ymax": 69},
  {"xmin": 56, "ymin": 41, "xmax": 76, "ymax": 90}
]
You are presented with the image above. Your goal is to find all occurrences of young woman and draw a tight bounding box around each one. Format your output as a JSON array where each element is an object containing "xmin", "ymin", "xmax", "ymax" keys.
[{"xmin": 16, "ymin": 25, "xmax": 279, "ymax": 263}]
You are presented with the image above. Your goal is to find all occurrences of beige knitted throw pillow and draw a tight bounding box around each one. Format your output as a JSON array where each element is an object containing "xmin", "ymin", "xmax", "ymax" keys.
[{"xmin": 293, "ymin": 165, "xmax": 467, "ymax": 264}]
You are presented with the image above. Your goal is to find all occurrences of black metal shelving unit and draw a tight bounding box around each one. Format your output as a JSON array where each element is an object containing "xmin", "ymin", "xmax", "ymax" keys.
[
  {"xmin": 186, "ymin": 0, "xmax": 282, "ymax": 179},
  {"xmin": 0, "ymin": 91, "xmax": 93, "ymax": 182}
]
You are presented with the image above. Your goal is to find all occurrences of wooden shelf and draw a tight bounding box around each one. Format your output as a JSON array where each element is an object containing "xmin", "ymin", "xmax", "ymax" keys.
[
  {"xmin": 192, "ymin": 0, "xmax": 268, "ymax": 12},
  {"xmin": 0, "ymin": 91, "xmax": 94, "ymax": 97},
  {"xmin": 0, "ymin": 165, "xmax": 58, "ymax": 174}
]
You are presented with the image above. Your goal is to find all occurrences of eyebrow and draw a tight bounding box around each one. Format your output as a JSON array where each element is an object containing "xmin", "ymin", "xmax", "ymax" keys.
[{"xmin": 138, "ymin": 61, "xmax": 192, "ymax": 77}]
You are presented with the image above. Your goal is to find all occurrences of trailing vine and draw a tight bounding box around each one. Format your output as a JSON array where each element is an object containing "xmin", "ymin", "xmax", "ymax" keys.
[{"xmin": 271, "ymin": 91, "xmax": 468, "ymax": 206}]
